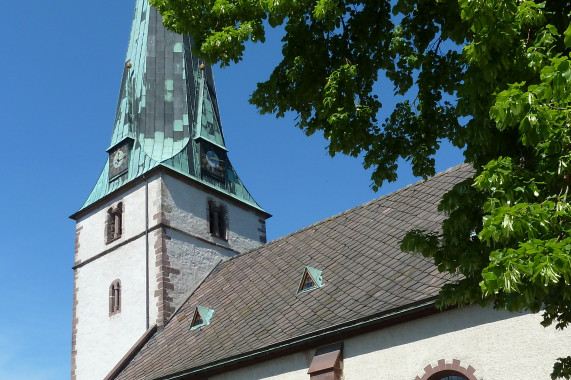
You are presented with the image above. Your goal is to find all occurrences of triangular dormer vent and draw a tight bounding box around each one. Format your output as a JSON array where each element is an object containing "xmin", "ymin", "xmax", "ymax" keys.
[
  {"xmin": 189, "ymin": 306, "xmax": 214, "ymax": 331},
  {"xmin": 297, "ymin": 266, "xmax": 324, "ymax": 294}
]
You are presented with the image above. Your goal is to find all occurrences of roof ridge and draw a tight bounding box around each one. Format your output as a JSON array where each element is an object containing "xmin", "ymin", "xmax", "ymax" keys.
[{"xmin": 245, "ymin": 163, "xmax": 472, "ymax": 253}]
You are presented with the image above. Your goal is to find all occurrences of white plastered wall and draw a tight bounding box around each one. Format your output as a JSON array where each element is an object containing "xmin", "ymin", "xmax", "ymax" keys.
[
  {"xmin": 75, "ymin": 176, "xmax": 161, "ymax": 264},
  {"xmin": 74, "ymin": 239, "xmax": 149, "ymax": 380},
  {"xmin": 210, "ymin": 306, "xmax": 571, "ymax": 380},
  {"xmin": 344, "ymin": 305, "xmax": 571, "ymax": 379},
  {"xmin": 212, "ymin": 351, "xmax": 313, "ymax": 380},
  {"xmin": 74, "ymin": 175, "xmax": 162, "ymax": 380}
]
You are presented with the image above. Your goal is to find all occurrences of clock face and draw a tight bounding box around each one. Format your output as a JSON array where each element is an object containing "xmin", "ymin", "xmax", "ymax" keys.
[
  {"xmin": 205, "ymin": 151, "xmax": 220, "ymax": 169},
  {"xmin": 113, "ymin": 150, "xmax": 126, "ymax": 168},
  {"xmin": 201, "ymin": 146, "xmax": 225, "ymax": 180},
  {"xmin": 109, "ymin": 144, "xmax": 129, "ymax": 179}
]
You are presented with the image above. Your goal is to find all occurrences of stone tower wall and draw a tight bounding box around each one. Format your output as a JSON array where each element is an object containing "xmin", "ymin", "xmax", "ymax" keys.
[
  {"xmin": 153, "ymin": 175, "xmax": 266, "ymax": 325},
  {"xmin": 72, "ymin": 171, "xmax": 266, "ymax": 380}
]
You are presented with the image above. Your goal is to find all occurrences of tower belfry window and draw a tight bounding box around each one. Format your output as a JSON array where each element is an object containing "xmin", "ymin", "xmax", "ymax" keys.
[
  {"xmin": 208, "ymin": 201, "xmax": 227, "ymax": 239},
  {"xmin": 106, "ymin": 202, "xmax": 123, "ymax": 243},
  {"xmin": 109, "ymin": 280, "xmax": 121, "ymax": 316}
]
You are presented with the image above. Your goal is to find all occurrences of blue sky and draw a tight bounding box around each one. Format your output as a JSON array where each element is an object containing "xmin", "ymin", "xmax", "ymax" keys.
[{"xmin": 0, "ymin": 1, "xmax": 463, "ymax": 379}]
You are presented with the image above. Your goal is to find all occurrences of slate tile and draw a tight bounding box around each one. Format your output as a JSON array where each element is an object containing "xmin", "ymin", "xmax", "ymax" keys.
[{"xmin": 116, "ymin": 164, "xmax": 473, "ymax": 379}]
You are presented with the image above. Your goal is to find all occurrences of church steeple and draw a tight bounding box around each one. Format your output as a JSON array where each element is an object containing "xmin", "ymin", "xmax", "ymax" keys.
[
  {"xmin": 71, "ymin": 3, "xmax": 269, "ymax": 379},
  {"xmin": 81, "ymin": 0, "xmax": 262, "ymax": 212}
]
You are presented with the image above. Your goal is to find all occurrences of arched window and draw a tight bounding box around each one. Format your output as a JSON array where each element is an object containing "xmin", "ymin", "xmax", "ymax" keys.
[
  {"xmin": 416, "ymin": 360, "xmax": 477, "ymax": 380},
  {"xmin": 208, "ymin": 201, "xmax": 227, "ymax": 240},
  {"xmin": 109, "ymin": 280, "xmax": 121, "ymax": 316},
  {"xmin": 428, "ymin": 375, "xmax": 468, "ymax": 380},
  {"xmin": 106, "ymin": 202, "xmax": 123, "ymax": 243}
]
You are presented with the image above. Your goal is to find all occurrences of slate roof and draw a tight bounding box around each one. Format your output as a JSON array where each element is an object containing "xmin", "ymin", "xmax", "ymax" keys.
[{"xmin": 114, "ymin": 164, "xmax": 474, "ymax": 380}]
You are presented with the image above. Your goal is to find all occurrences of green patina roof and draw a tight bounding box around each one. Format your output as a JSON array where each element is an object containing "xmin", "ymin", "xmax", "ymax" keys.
[
  {"xmin": 81, "ymin": 0, "xmax": 263, "ymax": 212},
  {"xmin": 297, "ymin": 266, "xmax": 324, "ymax": 294},
  {"xmin": 189, "ymin": 305, "xmax": 214, "ymax": 330}
]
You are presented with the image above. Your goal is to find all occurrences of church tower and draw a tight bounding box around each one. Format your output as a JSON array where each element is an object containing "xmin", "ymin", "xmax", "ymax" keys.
[{"xmin": 70, "ymin": 2, "xmax": 270, "ymax": 379}]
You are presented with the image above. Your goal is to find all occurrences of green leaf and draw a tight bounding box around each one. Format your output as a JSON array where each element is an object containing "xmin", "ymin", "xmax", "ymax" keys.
[
  {"xmin": 152, "ymin": 1, "xmax": 571, "ymax": 377},
  {"xmin": 564, "ymin": 22, "xmax": 571, "ymax": 48}
]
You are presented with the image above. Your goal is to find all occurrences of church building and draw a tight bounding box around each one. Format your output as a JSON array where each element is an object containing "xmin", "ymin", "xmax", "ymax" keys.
[{"xmin": 70, "ymin": 1, "xmax": 571, "ymax": 379}]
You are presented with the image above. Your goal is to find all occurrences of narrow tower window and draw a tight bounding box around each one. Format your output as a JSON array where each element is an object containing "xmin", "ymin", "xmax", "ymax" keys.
[
  {"xmin": 109, "ymin": 280, "xmax": 121, "ymax": 316},
  {"xmin": 106, "ymin": 202, "xmax": 123, "ymax": 243},
  {"xmin": 208, "ymin": 201, "xmax": 227, "ymax": 240}
]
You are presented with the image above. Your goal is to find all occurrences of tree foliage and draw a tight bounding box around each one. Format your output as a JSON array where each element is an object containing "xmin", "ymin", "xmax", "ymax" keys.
[{"xmin": 150, "ymin": 0, "xmax": 571, "ymax": 376}]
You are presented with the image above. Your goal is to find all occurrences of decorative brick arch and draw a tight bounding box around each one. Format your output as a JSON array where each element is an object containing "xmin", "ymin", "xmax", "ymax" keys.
[{"xmin": 415, "ymin": 359, "xmax": 479, "ymax": 380}]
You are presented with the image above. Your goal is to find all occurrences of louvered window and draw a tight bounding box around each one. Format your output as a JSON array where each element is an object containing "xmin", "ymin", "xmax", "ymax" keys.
[
  {"xmin": 208, "ymin": 201, "xmax": 227, "ymax": 240},
  {"xmin": 106, "ymin": 202, "xmax": 123, "ymax": 243}
]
